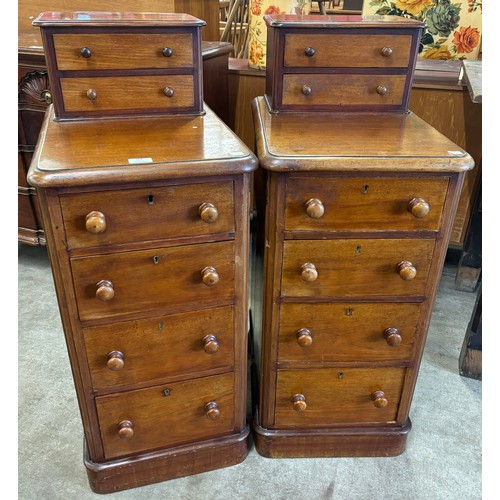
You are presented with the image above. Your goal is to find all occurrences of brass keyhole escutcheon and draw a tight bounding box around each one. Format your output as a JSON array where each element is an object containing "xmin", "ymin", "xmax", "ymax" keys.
[
  {"xmin": 362, "ymin": 185, "xmax": 369, "ymax": 194},
  {"xmin": 345, "ymin": 308, "xmax": 353, "ymax": 316},
  {"xmin": 147, "ymin": 195, "xmax": 155, "ymax": 205},
  {"xmin": 163, "ymin": 388, "xmax": 171, "ymax": 397},
  {"xmin": 355, "ymin": 245, "xmax": 361, "ymax": 254},
  {"xmin": 153, "ymin": 255, "xmax": 160, "ymax": 264}
]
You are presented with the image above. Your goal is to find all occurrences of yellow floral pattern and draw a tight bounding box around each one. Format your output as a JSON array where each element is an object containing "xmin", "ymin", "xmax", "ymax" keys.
[
  {"xmin": 248, "ymin": 1, "xmax": 311, "ymax": 69},
  {"xmin": 363, "ymin": 0, "xmax": 482, "ymax": 60}
]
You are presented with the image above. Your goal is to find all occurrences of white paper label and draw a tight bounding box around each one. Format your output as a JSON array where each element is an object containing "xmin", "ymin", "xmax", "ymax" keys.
[{"xmin": 128, "ymin": 157, "xmax": 153, "ymax": 164}]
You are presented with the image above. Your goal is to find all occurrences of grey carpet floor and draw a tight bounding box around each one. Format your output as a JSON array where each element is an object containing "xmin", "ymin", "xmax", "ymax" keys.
[{"xmin": 18, "ymin": 244, "xmax": 481, "ymax": 499}]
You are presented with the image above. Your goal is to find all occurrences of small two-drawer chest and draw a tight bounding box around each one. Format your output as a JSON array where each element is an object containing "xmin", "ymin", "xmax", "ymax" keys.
[
  {"xmin": 34, "ymin": 11, "xmax": 206, "ymax": 119},
  {"xmin": 251, "ymin": 95, "xmax": 473, "ymax": 456},
  {"xmin": 264, "ymin": 14, "xmax": 424, "ymax": 113},
  {"xmin": 28, "ymin": 12, "xmax": 257, "ymax": 493}
]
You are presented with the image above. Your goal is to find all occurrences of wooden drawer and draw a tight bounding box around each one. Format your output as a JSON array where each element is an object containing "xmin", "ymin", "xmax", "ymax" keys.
[
  {"xmin": 282, "ymin": 74, "xmax": 406, "ymax": 107},
  {"xmin": 285, "ymin": 177, "xmax": 448, "ymax": 232},
  {"xmin": 96, "ymin": 372, "xmax": 235, "ymax": 459},
  {"xmin": 278, "ymin": 303, "xmax": 420, "ymax": 363},
  {"xmin": 71, "ymin": 240, "xmax": 235, "ymax": 322},
  {"xmin": 281, "ymin": 239, "xmax": 435, "ymax": 298},
  {"xmin": 84, "ymin": 306, "xmax": 234, "ymax": 391},
  {"xmin": 60, "ymin": 75, "xmax": 194, "ymax": 113},
  {"xmin": 53, "ymin": 33, "xmax": 194, "ymax": 71},
  {"xmin": 274, "ymin": 367, "xmax": 406, "ymax": 427},
  {"xmin": 284, "ymin": 34, "xmax": 412, "ymax": 68},
  {"xmin": 60, "ymin": 181, "xmax": 234, "ymax": 250}
]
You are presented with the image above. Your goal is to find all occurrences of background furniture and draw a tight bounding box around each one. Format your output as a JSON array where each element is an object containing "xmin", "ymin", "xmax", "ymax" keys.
[
  {"xmin": 457, "ymin": 59, "xmax": 482, "ymax": 380},
  {"xmin": 28, "ymin": 12, "xmax": 257, "ymax": 492}
]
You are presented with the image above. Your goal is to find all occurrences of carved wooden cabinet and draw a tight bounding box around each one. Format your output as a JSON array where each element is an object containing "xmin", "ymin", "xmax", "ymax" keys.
[
  {"xmin": 251, "ymin": 14, "xmax": 473, "ymax": 458},
  {"xmin": 28, "ymin": 12, "xmax": 257, "ymax": 493}
]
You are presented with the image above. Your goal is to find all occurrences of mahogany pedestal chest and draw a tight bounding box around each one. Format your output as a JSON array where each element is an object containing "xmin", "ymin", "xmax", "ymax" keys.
[
  {"xmin": 251, "ymin": 94, "xmax": 473, "ymax": 457},
  {"xmin": 28, "ymin": 12, "xmax": 257, "ymax": 493}
]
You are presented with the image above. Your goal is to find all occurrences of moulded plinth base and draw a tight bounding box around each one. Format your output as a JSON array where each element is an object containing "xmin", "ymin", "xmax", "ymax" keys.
[
  {"xmin": 84, "ymin": 425, "xmax": 250, "ymax": 494},
  {"xmin": 253, "ymin": 412, "xmax": 411, "ymax": 458}
]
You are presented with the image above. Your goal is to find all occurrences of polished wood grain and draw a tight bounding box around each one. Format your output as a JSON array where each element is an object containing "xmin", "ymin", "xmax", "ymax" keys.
[
  {"xmin": 281, "ymin": 239, "xmax": 435, "ymax": 298},
  {"xmin": 96, "ymin": 372, "xmax": 234, "ymax": 459},
  {"xmin": 253, "ymin": 416, "xmax": 410, "ymax": 458},
  {"xmin": 60, "ymin": 75, "xmax": 194, "ymax": 112},
  {"xmin": 28, "ymin": 106, "xmax": 256, "ymax": 187},
  {"xmin": 282, "ymin": 74, "xmax": 406, "ymax": 107},
  {"xmin": 251, "ymin": 91, "xmax": 469, "ymax": 457},
  {"xmin": 284, "ymin": 34, "xmax": 412, "ymax": 68},
  {"xmin": 85, "ymin": 428, "xmax": 249, "ymax": 493},
  {"xmin": 252, "ymin": 97, "xmax": 473, "ymax": 172},
  {"xmin": 278, "ymin": 303, "xmax": 420, "ymax": 362},
  {"xmin": 285, "ymin": 176, "xmax": 448, "ymax": 231},
  {"xmin": 71, "ymin": 240, "xmax": 235, "ymax": 322},
  {"xmin": 60, "ymin": 181, "xmax": 234, "ymax": 250},
  {"xmin": 53, "ymin": 33, "xmax": 194, "ymax": 70},
  {"xmin": 274, "ymin": 367, "xmax": 406, "ymax": 426},
  {"xmin": 84, "ymin": 306, "xmax": 234, "ymax": 391}
]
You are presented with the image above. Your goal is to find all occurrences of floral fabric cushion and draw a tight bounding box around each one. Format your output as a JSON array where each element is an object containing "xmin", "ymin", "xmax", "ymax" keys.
[{"xmin": 363, "ymin": 0, "xmax": 482, "ymax": 60}]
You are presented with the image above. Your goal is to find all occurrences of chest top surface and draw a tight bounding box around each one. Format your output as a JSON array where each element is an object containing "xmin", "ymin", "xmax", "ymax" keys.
[
  {"xmin": 264, "ymin": 13, "xmax": 425, "ymax": 29},
  {"xmin": 252, "ymin": 96, "xmax": 473, "ymax": 172},
  {"xmin": 28, "ymin": 104, "xmax": 257, "ymax": 187},
  {"xmin": 32, "ymin": 11, "xmax": 205, "ymax": 27}
]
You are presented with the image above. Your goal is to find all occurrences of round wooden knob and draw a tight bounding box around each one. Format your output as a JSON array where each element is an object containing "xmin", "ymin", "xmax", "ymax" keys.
[
  {"xmin": 301, "ymin": 263, "xmax": 318, "ymax": 282},
  {"xmin": 296, "ymin": 328, "xmax": 313, "ymax": 347},
  {"xmin": 85, "ymin": 211, "xmax": 107, "ymax": 234},
  {"xmin": 304, "ymin": 46, "xmax": 316, "ymax": 57},
  {"xmin": 80, "ymin": 47, "xmax": 92, "ymax": 58},
  {"xmin": 117, "ymin": 420, "xmax": 134, "ymax": 440},
  {"xmin": 201, "ymin": 267, "xmax": 219, "ymax": 286},
  {"xmin": 380, "ymin": 47, "xmax": 393, "ymax": 57},
  {"xmin": 376, "ymin": 85, "xmax": 388, "ymax": 96},
  {"xmin": 383, "ymin": 328, "xmax": 402, "ymax": 347},
  {"xmin": 408, "ymin": 198, "xmax": 430, "ymax": 218},
  {"xmin": 202, "ymin": 334, "xmax": 220, "ymax": 354},
  {"xmin": 302, "ymin": 85, "xmax": 312, "ymax": 96},
  {"xmin": 86, "ymin": 89, "xmax": 97, "ymax": 101},
  {"xmin": 96, "ymin": 280, "xmax": 114, "ymax": 301},
  {"xmin": 205, "ymin": 401, "xmax": 220, "ymax": 420},
  {"xmin": 107, "ymin": 351, "xmax": 124, "ymax": 371},
  {"xmin": 371, "ymin": 390, "xmax": 388, "ymax": 408},
  {"xmin": 198, "ymin": 202, "xmax": 219, "ymax": 223},
  {"xmin": 397, "ymin": 261, "xmax": 417, "ymax": 281},
  {"xmin": 163, "ymin": 86, "xmax": 174, "ymax": 97},
  {"xmin": 305, "ymin": 198, "xmax": 325, "ymax": 219},
  {"xmin": 162, "ymin": 47, "xmax": 173, "ymax": 57},
  {"xmin": 291, "ymin": 394, "xmax": 307, "ymax": 412}
]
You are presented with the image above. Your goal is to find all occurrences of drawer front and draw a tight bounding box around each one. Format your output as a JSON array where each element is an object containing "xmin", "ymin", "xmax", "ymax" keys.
[
  {"xmin": 285, "ymin": 177, "xmax": 448, "ymax": 232},
  {"xmin": 278, "ymin": 303, "xmax": 420, "ymax": 362},
  {"xmin": 96, "ymin": 372, "xmax": 234, "ymax": 459},
  {"xmin": 71, "ymin": 240, "xmax": 235, "ymax": 321},
  {"xmin": 282, "ymin": 74, "xmax": 406, "ymax": 107},
  {"xmin": 284, "ymin": 34, "xmax": 412, "ymax": 68},
  {"xmin": 281, "ymin": 239, "xmax": 435, "ymax": 298},
  {"xmin": 53, "ymin": 33, "xmax": 194, "ymax": 70},
  {"xmin": 84, "ymin": 306, "xmax": 234, "ymax": 391},
  {"xmin": 60, "ymin": 75, "xmax": 194, "ymax": 112},
  {"xmin": 60, "ymin": 181, "xmax": 235, "ymax": 250},
  {"xmin": 274, "ymin": 367, "xmax": 406, "ymax": 427}
]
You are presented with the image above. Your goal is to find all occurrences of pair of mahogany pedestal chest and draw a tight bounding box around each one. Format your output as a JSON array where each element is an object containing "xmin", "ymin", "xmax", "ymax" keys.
[{"xmin": 27, "ymin": 11, "xmax": 473, "ymax": 493}]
